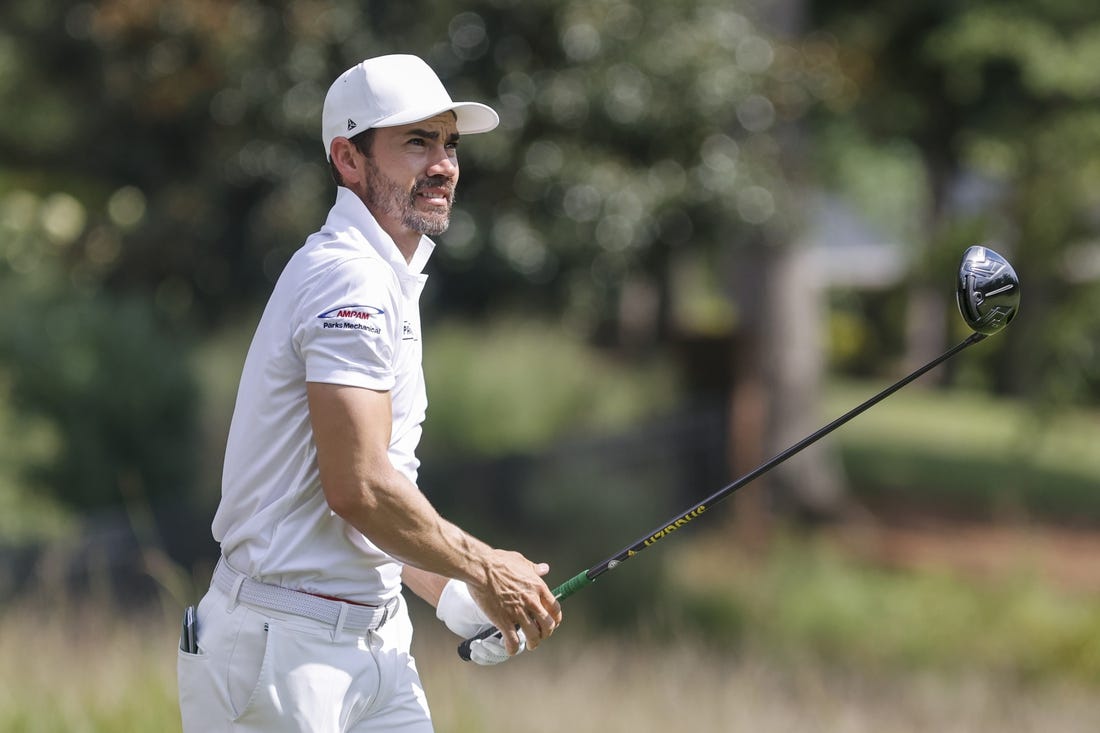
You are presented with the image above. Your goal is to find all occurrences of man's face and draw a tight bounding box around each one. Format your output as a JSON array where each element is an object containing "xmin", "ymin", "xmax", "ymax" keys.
[{"xmin": 362, "ymin": 112, "xmax": 460, "ymax": 239}]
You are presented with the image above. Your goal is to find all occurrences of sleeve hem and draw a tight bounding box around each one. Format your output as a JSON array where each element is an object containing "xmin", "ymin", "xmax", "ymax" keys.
[{"xmin": 306, "ymin": 368, "xmax": 396, "ymax": 392}]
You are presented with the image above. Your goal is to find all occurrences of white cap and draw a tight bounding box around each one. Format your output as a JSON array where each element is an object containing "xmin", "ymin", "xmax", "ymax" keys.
[{"xmin": 322, "ymin": 54, "xmax": 500, "ymax": 159}]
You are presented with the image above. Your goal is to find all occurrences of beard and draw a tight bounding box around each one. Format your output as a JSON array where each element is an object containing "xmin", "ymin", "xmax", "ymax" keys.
[{"xmin": 364, "ymin": 165, "xmax": 455, "ymax": 237}]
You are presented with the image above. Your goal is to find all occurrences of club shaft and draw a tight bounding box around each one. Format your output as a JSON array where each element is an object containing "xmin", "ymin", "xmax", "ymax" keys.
[
  {"xmin": 458, "ymin": 331, "xmax": 986, "ymax": 659},
  {"xmin": 581, "ymin": 331, "xmax": 986, "ymax": 583}
]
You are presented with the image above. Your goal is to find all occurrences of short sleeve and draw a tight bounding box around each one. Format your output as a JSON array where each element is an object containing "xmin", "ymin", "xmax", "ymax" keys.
[{"xmin": 295, "ymin": 257, "xmax": 401, "ymax": 392}]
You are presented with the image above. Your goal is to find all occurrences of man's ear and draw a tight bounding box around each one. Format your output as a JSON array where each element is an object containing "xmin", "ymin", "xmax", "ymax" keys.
[{"xmin": 330, "ymin": 137, "xmax": 365, "ymax": 187}]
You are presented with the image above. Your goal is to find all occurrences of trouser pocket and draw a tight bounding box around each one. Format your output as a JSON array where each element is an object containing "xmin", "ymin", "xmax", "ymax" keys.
[
  {"xmin": 177, "ymin": 589, "xmax": 274, "ymax": 731},
  {"xmin": 226, "ymin": 611, "xmax": 273, "ymax": 721}
]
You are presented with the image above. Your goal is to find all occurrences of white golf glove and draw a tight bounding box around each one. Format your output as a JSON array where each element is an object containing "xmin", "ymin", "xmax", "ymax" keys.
[
  {"xmin": 435, "ymin": 579, "xmax": 526, "ymax": 666},
  {"xmin": 464, "ymin": 630, "xmax": 515, "ymax": 666}
]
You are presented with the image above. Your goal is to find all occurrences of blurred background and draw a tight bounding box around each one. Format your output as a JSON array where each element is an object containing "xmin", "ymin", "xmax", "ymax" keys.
[{"xmin": 3, "ymin": 0, "xmax": 1100, "ymax": 730}]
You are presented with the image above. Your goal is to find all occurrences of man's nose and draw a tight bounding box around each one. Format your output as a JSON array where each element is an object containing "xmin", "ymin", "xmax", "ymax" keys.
[{"xmin": 427, "ymin": 148, "xmax": 458, "ymax": 177}]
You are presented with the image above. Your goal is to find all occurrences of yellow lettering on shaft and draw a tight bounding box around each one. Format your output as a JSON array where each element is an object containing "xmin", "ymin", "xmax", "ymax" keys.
[{"xmin": 641, "ymin": 505, "xmax": 709, "ymax": 547}]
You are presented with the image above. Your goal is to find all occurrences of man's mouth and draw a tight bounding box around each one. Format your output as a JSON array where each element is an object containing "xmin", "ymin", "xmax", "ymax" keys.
[
  {"xmin": 414, "ymin": 178, "xmax": 454, "ymax": 208},
  {"xmin": 416, "ymin": 190, "xmax": 450, "ymax": 207}
]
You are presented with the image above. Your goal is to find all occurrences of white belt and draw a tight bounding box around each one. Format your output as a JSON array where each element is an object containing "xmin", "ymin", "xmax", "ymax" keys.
[{"xmin": 213, "ymin": 559, "xmax": 396, "ymax": 632}]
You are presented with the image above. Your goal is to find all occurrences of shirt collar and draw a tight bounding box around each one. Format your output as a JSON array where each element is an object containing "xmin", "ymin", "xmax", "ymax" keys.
[{"xmin": 326, "ymin": 186, "xmax": 436, "ymax": 279}]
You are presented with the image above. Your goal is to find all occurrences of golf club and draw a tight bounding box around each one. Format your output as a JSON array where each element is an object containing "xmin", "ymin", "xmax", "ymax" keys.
[{"xmin": 459, "ymin": 245, "xmax": 1020, "ymax": 661}]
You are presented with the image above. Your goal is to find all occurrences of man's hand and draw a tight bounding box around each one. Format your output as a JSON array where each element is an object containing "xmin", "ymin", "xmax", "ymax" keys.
[
  {"xmin": 467, "ymin": 553, "xmax": 560, "ymax": 656},
  {"xmin": 436, "ymin": 579, "xmax": 527, "ymax": 666}
]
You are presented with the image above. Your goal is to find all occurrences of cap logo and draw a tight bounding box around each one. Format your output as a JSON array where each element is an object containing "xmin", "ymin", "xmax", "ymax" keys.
[{"xmin": 347, "ymin": 119, "xmax": 357, "ymax": 131}]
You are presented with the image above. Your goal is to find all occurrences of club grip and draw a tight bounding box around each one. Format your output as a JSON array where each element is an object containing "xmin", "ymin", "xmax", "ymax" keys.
[{"xmin": 457, "ymin": 625, "xmax": 502, "ymax": 661}]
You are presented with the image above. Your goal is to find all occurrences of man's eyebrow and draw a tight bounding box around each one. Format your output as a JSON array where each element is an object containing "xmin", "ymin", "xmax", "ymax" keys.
[{"xmin": 405, "ymin": 128, "xmax": 461, "ymax": 144}]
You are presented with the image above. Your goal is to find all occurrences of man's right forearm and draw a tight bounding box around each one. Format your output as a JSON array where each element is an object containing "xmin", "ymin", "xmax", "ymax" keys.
[
  {"xmin": 328, "ymin": 467, "xmax": 559, "ymax": 655},
  {"xmin": 307, "ymin": 381, "xmax": 495, "ymax": 586},
  {"xmin": 307, "ymin": 382, "xmax": 559, "ymax": 654},
  {"xmin": 324, "ymin": 463, "xmax": 494, "ymax": 587}
]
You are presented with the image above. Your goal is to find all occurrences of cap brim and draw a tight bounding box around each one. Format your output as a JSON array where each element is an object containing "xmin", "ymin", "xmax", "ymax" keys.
[{"xmin": 372, "ymin": 101, "xmax": 499, "ymax": 135}]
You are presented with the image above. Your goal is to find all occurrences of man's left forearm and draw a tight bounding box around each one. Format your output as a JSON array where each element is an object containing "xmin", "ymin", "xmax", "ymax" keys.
[{"xmin": 402, "ymin": 565, "xmax": 447, "ymax": 607}]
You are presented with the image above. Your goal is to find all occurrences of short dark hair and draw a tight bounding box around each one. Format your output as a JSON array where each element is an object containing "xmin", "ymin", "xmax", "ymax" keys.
[{"xmin": 329, "ymin": 128, "xmax": 377, "ymax": 187}]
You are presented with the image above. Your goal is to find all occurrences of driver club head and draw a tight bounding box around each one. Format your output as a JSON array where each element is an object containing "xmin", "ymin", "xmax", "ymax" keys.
[{"xmin": 957, "ymin": 245, "xmax": 1020, "ymax": 336}]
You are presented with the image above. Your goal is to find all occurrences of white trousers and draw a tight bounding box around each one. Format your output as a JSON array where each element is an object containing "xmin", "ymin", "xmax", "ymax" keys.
[{"xmin": 178, "ymin": 582, "xmax": 433, "ymax": 732}]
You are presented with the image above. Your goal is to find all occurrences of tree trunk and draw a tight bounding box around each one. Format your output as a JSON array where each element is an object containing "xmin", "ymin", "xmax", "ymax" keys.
[
  {"xmin": 729, "ymin": 240, "xmax": 847, "ymax": 531},
  {"xmin": 729, "ymin": 0, "xmax": 848, "ymax": 534}
]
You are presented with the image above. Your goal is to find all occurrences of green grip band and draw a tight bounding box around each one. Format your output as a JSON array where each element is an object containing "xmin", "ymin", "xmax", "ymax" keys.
[{"xmin": 552, "ymin": 571, "xmax": 592, "ymax": 601}]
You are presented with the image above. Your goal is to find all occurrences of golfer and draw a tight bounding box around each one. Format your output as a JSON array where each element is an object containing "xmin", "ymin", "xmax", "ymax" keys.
[{"xmin": 178, "ymin": 54, "xmax": 562, "ymax": 732}]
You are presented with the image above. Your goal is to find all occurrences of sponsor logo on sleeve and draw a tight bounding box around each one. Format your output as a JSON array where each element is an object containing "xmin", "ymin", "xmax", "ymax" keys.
[{"xmin": 317, "ymin": 305, "xmax": 385, "ymax": 334}]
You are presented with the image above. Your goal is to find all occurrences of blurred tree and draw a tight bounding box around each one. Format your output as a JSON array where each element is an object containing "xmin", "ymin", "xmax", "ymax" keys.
[
  {"xmin": 418, "ymin": 0, "xmax": 850, "ymax": 519},
  {"xmin": 727, "ymin": 0, "xmax": 849, "ymax": 528},
  {"xmin": 0, "ymin": 289, "xmax": 199, "ymax": 511},
  {"xmin": 0, "ymin": 0, "xmax": 852, "ymax": 516},
  {"xmin": 811, "ymin": 0, "xmax": 1100, "ymax": 407},
  {"xmin": 1, "ymin": 0, "xmax": 845, "ymax": 334}
]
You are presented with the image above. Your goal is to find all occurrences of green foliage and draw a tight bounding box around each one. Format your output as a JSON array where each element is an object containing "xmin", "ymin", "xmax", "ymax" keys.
[
  {"xmin": 815, "ymin": 1, "xmax": 1100, "ymax": 404},
  {"xmin": 825, "ymin": 381, "xmax": 1100, "ymax": 522},
  {"xmin": 0, "ymin": 361, "xmax": 72, "ymax": 541},
  {"xmin": 669, "ymin": 532, "xmax": 1100, "ymax": 685},
  {"xmin": 427, "ymin": 0, "xmax": 848, "ymax": 333},
  {"xmin": 421, "ymin": 318, "xmax": 679, "ymax": 456},
  {"xmin": 418, "ymin": 318, "xmax": 688, "ymax": 625},
  {"xmin": 0, "ymin": 0, "xmax": 845, "ymax": 341},
  {"xmin": 0, "ymin": 291, "xmax": 200, "ymax": 511},
  {"xmin": 0, "ymin": 467, "xmax": 73, "ymax": 543},
  {"xmin": 928, "ymin": 6, "xmax": 1100, "ymax": 100},
  {"xmin": 515, "ymin": 452, "xmax": 682, "ymax": 626},
  {"xmin": 814, "ymin": 124, "xmax": 929, "ymax": 250}
]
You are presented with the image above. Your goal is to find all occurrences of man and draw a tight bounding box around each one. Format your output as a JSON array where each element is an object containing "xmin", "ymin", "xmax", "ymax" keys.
[{"xmin": 178, "ymin": 54, "xmax": 562, "ymax": 732}]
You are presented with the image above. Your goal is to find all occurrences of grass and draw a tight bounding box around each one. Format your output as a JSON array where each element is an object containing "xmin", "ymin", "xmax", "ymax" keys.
[
  {"xmin": 824, "ymin": 380, "xmax": 1100, "ymax": 521},
  {"xmin": 6, "ymin": 528, "xmax": 1100, "ymax": 732},
  {"xmin": 3, "ymin": 596, "xmax": 1100, "ymax": 733},
  {"xmin": 422, "ymin": 631, "xmax": 1100, "ymax": 733},
  {"xmin": 0, "ymin": 605, "xmax": 182, "ymax": 732},
  {"xmin": 664, "ymin": 530, "xmax": 1100, "ymax": 686}
]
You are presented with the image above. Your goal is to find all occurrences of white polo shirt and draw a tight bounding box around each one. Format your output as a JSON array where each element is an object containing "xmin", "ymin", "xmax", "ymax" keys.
[{"xmin": 212, "ymin": 187, "xmax": 432, "ymax": 605}]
